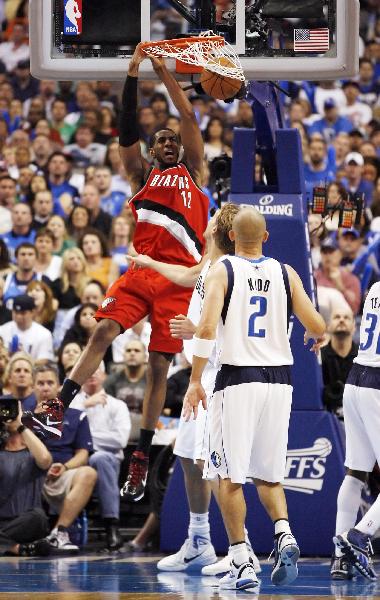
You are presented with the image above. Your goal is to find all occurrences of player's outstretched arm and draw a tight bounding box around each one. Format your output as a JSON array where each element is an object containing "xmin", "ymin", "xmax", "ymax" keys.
[
  {"xmin": 119, "ymin": 43, "xmax": 146, "ymax": 195},
  {"xmin": 286, "ymin": 264, "xmax": 326, "ymax": 346},
  {"xmin": 127, "ymin": 252, "xmax": 210, "ymax": 288},
  {"xmin": 150, "ymin": 57, "xmax": 204, "ymax": 186}
]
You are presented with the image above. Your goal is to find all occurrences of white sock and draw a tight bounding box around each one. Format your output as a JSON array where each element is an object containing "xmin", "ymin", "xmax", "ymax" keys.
[
  {"xmin": 230, "ymin": 542, "xmax": 249, "ymax": 567},
  {"xmin": 274, "ymin": 519, "xmax": 291, "ymax": 536},
  {"xmin": 335, "ymin": 475, "xmax": 364, "ymax": 557},
  {"xmin": 244, "ymin": 527, "xmax": 253, "ymax": 551},
  {"xmin": 189, "ymin": 512, "xmax": 210, "ymax": 541},
  {"xmin": 355, "ymin": 496, "xmax": 380, "ymax": 537}
]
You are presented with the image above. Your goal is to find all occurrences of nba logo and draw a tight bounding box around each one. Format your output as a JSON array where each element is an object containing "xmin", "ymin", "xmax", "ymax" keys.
[{"xmin": 64, "ymin": 0, "xmax": 82, "ymax": 35}]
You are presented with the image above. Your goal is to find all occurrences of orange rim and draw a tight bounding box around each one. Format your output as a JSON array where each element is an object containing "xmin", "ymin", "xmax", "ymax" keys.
[{"xmin": 140, "ymin": 35, "xmax": 225, "ymax": 51}]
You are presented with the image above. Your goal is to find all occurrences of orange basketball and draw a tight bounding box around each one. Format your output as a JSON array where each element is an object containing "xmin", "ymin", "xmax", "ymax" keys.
[{"xmin": 200, "ymin": 57, "xmax": 243, "ymax": 100}]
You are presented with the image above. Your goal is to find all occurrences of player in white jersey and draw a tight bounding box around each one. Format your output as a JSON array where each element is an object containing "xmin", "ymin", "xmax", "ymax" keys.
[
  {"xmin": 129, "ymin": 205, "xmax": 261, "ymax": 575},
  {"xmin": 332, "ymin": 281, "xmax": 380, "ymax": 582},
  {"xmin": 184, "ymin": 207, "xmax": 326, "ymax": 592}
]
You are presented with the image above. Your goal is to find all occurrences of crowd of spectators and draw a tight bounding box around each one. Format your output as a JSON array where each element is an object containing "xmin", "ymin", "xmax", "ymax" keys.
[{"xmin": 0, "ymin": 0, "xmax": 378, "ymax": 555}]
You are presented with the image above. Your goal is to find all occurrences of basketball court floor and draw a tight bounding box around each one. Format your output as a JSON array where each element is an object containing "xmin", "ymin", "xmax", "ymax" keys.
[{"xmin": 0, "ymin": 553, "xmax": 379, "ymax": 599}]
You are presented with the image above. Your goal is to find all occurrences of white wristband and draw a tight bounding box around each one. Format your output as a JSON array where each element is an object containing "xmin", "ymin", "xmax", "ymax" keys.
[{"xmin": 193, "ymin": 336, "xmax": 215, "ymax": 358}]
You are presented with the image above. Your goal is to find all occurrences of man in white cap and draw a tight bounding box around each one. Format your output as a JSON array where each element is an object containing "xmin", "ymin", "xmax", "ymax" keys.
[{"xmin": 340, "ymin": 152, "xmax": 374, "ymax": 206}]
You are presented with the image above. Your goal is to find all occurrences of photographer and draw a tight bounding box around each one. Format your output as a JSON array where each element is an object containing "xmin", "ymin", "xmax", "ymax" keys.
[
  {"xmin": 0, "ymin": 399, "xmax": 52, "ymax": 556},
  {"xmin": 321, "ymin": 307, "xmax": 358, "ymax": 419}
]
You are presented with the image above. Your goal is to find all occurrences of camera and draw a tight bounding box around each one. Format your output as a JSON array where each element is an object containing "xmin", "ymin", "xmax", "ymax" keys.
[
  {"xmin": 209, "ymin": 154, "xmax": 232, "ymax": 181},
  {"xmin": 0, "ymin": 397, "xmax": 19, "ymax": 423}
]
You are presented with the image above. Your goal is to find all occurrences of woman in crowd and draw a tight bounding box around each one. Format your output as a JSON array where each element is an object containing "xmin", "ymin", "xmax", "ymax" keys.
[
  {"xmin": 104, "ymin": 139, "xmax": 131, "ymax": 196},
  {"xmin": 0, "ymin": 239, "xmax": 15, "ymax": 279},
  {"xmin": 34, "ymin": 228, "xmax": 62, "ymax": 281},
  {"xmin": 78, "ymin": 228, "xmax": 119, "ymax": 290},
  {"xmin": 47, "ymin": 214, "xmax": 75, "ymax": 257},
  {"xmin": 57, "ymin": 340, "xmax": 83, "ymax": 384},
  {"xmin": 325, "ymin": 181, "xmax": 347, "ymax": 231},
  {"xmin": 26, "ymin": 279, "xmax": 57, "ymax": 332},
  {"xmin": 67, "ymin": 204, "xmax": 91, "ymax": 242},
  {"xmin": 99, "ymin": 106, "xmax": 117, "ymax": 143},
  {"xmin": 203, "ymin": 116, "xmax": 232, "ymax": 161},
  {"xmin": 110, "ymin": 215, "xmax": 131, "ymax": 276},
  {"xmin": 51, "ymin": 247, "xmax": 90, "ymax": 310}
]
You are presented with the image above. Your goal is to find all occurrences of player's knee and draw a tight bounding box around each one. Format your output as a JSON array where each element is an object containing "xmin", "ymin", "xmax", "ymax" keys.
[
  {"xmin": 148, "ymin": 352, "xmax": 171, "ymax": 379},
  {"xmin": 90, "ymin": 319, "xmax": 121, "ymax": 348}
]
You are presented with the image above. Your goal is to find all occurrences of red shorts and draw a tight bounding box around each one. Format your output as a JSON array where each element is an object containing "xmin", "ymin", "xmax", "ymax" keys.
[{"xmin": 94, "ymin": 268, "xmax": 192, "ymax": 354}]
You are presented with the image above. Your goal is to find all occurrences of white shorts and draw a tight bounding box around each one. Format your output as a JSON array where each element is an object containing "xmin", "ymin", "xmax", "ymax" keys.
[
  {"xmin": 344, "ymin": 369, "xmax": 380, "ymax": 471},
  {"xmin": 203, "ymin": 365, "xmax": 292, "ymax": 484},
  {"xmin": 174, "ymin": 363, "xmax": 217, "ymax": 462}
]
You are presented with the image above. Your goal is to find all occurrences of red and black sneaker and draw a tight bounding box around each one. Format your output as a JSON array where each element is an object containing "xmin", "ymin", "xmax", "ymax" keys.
[
  {"xmin": 22, "ymin": 398, "xmax": 64, "ymax": 439},
  {"xmin": 120, "ymin": 450, "xmax": 149, "ymax": 502}
]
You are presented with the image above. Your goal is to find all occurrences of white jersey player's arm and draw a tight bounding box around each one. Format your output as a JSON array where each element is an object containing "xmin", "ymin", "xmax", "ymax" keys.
[
  {"xmin": 183, "ymin": 262, "xmax": 227, "ymax": 420},
  {"xmin": 126, "ymin": 253, "xmax": 210, "ymax": 288},
  {"xmin": 286, "ymin": 264, "xmax": 326, "ymax": 341}
]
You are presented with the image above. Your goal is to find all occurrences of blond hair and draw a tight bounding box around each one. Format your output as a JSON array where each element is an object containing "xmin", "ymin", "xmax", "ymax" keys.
[
  {"xmin": 61, "ymin": 247, "xmax": 90, "ymax": 295},
  {"xmin": 214, "ymin": 203, "xmax": 240, "ymax": 254},
  {"xmin": 3, "ymin": 352, "xmax": 34, "ymax": 386}
]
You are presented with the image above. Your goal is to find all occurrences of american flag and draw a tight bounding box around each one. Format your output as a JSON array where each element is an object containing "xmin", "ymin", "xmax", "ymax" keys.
[{"xmin": 294, "ymin": 28, "xmax": 329, "ymax": 53}]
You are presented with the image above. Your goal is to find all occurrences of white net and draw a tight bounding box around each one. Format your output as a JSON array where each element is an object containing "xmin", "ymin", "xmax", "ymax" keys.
[{"xmin": 142, "ymin": 31, "xmax": 245, "ymax": 81}]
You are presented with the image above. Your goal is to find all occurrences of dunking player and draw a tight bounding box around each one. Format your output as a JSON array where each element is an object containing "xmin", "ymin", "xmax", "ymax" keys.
[
  {"xmin": 183, "ymin": 207, "xmax": 326, "ymax": 591},
  {"xmin": 332, "ymin": 281, "xmax": 380, "ymax": 581},
  {"xmin": 55, "ymin": 44, "xmax": 209, "ymax": 501},
  {"xmin": 131, "ymin": 204, "xmax": 260, "ymax": 574}
]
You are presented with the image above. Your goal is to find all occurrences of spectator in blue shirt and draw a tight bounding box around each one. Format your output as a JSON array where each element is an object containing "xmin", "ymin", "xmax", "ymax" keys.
[
  {"xmin": 340, "ymin": 152, "xmax": 374, "ymax": 207},
  {"xmin": 2, "ymin": 244, "xmax": 51, "ymax": 308},
  {"xmin": 47, "ymin": 152, "xmax": 78, "ymax": 217},
  {"xmin": 304, "ymin": 137, "xmax": 336, "ymax": 197},
  {"xmin": 93, "ymin": 166, "xmax": 126, "ymax": 217},
  {"xmin": 32, "ymin": 363, "xmax": 97, "ymax": 553},
  {"xmin": 1, "ymin": 204, "xmax": 36, "ymax": 262},
  {"xmin": 309, "ymin": 99, "xmax": 353, "ymax": 143}
]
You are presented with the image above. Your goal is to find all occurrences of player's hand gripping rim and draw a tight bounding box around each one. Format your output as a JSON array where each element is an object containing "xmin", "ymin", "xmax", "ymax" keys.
[{"xmin": 182, "ymin": 382, "xmax": 207, "ymax": 421}]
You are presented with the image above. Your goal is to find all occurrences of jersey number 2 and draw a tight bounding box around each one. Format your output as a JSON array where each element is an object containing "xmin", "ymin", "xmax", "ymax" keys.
[
  {"xmin": 359, "ymin": 312, "xmax": 380, "ymax": 354},
  {"xmin": 248, "ymin": 296, "xmax": 267, "ymax": 338}
]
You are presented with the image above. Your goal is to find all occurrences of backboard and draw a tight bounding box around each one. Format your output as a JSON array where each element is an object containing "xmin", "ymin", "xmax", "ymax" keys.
[{"xmin": 29, "ymin": 0, "xmax": 359, "ymax": 81}]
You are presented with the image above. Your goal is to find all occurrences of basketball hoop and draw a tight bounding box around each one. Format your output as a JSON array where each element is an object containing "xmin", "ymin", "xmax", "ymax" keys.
[{"xmin": 141, "ymin": 31, "xmax": 245, "ymax": 81}]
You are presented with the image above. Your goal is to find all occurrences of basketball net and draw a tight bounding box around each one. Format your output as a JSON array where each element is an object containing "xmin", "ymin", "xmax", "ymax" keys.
[{"xmin": 141, "ymin": 31, "xmax": 245, "ymax": 81}]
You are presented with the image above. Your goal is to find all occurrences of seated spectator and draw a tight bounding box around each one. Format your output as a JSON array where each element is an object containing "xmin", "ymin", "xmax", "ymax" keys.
[
  {"xmin": 104, "ymin": 140, "xmax": 132, "ymax": 198},
  {"xmin": 0, "ymin": 400, "xmax": 52, "ymax": 557},
  {"xmin": 203, "ymin": 117, "xmax": 231, "ymax": 161},
  {"xmin": 357, "ymin": 57, "xmax": 380, "ymax": 106},
  {"xmin": 2, "ymin": 352, "xmax": 36, "ymax": 412},
  {"xmin": 17, "ymin": 167, "xmax": 35, "ymax": 204},
  {"xmin": 61, "ymin": 302, "xmax": 98, "ymax": 350},
  {"xmin": 314, "ymin": 238, "xmax": 361, "ymax": 315},
  {"xmin": 46, "ymin": 152, "xmax": 78, "ymax": 216},
  {"xmin": 0, "ymin": 23, "xmax": 29, "ymax": 73},
  {"xmin": 309, "ymin": 99, "xmax": 353, "ymax": 143},
  {"xmin": 340, "ymin": 152, "xmax": 374, "ymax": 207},
  {"xmin": 333, "ymin": 133, "xmax": 351, "ymax": 170},
  {"xmin": 52, "ymin": 247, "xmax": 89, "ymax": 311},
  {"xmin": 0, "ymin": 238, "xmax": 15, "ymax": 279},
  {"xmin": 304, "ymin": 137, "xmax": 336, "ymax": 197},
  {"xmin": 57, "ymin": 341, "xmax": 83, "ymax": 384},
  {"xmin": 3, "ymin": 243, "xmax": 51, "ymax": 308},
  {"xmin": 110, "ymin": 216, "xmax": 131, "ymax": 276},
  {"xmin": 54, "ymin": 279, "xmax": 105, "ymax": 349},
  {"xmin": 98, "ymin": 105, "xmax": 117, "ymax": 144},
  {"xmin": 64, "ymin": 124, "xmax": 107, "ymax": 168},
  {"xmin": 105, "ymin": 340, "xmax": 147, "ymax": 442},
  {"xmin": 0, "ymin": 294, "xmax": 54, "ymax": 361},
  {"xmin": 0, "ymin": 175, "xmax": 17, "ymax": 234},
  {"xmin": 29, "ymin": 174, "xmax": 49, "ymax": 200},
  {"xmin": 32, "ymin": 191, "xmax": 55, "ymax": 231},
  {"xmin": 321, "ymin": 307, "xmax": 358, "ymax": 419},
  {"xmin": 0, "ymin": 345, "xmax": 9, "ymax": 393},
  {"xmin": 67, "ymin": 205, "xmax": 91, "ymax": 242},
  {"xmin": 1, "ymin": 203, "xmax": 36, "ymax": 261},
  {"xmin": 46, "ymin": 215, "xmax": 75, "ymax": 257},
  {"xmin": 79, "ymin": 184, "xmax": 112, "ymax": 237},
  {"xmin": 26, "ymin": 280, "xmax": 57, "ymax": 332},
  {"xmin": 72, "ymin": 364, "xmax": 130, "ymax": 552},
  {"xmin": 78, "ymin": 229, "xmax": 119, "ymax": 290},
  {"xmin": 11, "ymin": 60, "xmax": 39, "ymax": 103},
  {"xmin": 341, "ymin": 80, "xmax": 373, "ymax": 129},
  {"xmin": 33, "ymin": 364, "xmax": 96, "ymax": 553},
  {"xmin": 31, "ymin": 135, "xmax": 54, "ymax": 172},
  {"xmin": 0, "ymin": 278, "xmax": 12, "ymax": 326},
  {"xmin": 363, "ymin": 157, "xmax": 380, "ymax": 184},
  {"xmin": 324, "ymin": 182, "xmax": 348, "ymax": 231},
  {"xmin": 34, "ymin": 228, "xmax": 62, "ymax": 281},
  {"xmin": 49, "ymin": 98, "xmax": 77, "ymax": 145},
  {"xmin": 93, "ymin": 166, "xmax": 125, "ymax": 217}
]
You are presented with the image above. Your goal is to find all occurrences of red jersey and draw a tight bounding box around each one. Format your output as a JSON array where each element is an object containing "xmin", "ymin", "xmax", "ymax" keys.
[{"xmin": 129, "ymin": 162, "xmax": 209, "ymax": 267}]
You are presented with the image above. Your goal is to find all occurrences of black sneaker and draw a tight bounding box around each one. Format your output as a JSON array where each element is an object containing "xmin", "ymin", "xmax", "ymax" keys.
[
  {"xmin": 18, "ymin": 539, "xmax": 51, "ymax": 557},
  {"xmin": 330, "ymin": 554, "xmax": 355, "ymax": 580},
  {"xmin": 22, "ymin": 398, "xmax": 64, "ymax": 439},
  {"xmin": 120, "ymin": 450, "xmax": 149, "ymax": 502}
]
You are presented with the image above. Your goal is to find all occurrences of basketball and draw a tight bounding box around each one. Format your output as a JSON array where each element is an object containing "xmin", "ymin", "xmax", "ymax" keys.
[{"xmin": 200, "ymin": 57, "xmax": 243, "ymax": 101}]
